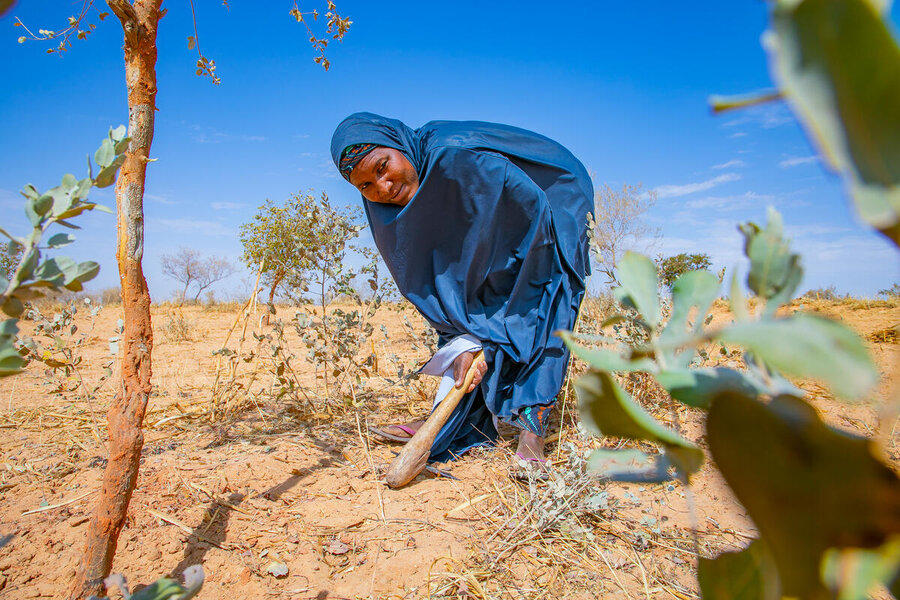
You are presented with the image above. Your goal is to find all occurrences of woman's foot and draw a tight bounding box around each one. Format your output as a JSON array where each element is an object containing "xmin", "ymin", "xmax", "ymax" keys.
[{"xmin": 513, "ymin": 430, "xmax": 546, "ymax": 463}]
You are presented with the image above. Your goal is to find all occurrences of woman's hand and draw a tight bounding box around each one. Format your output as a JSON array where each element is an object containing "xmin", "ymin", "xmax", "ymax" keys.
[{"xmin": 453, "ymin": 350, "xmax": 488, "ymax": 393}]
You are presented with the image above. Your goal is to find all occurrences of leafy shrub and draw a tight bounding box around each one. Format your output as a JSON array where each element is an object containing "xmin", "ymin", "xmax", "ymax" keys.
[
  {"xmin": 0, "ymin": 126, "xmax": 126, "ymax": 378},
  {"xmin": 802, "ymin": 285, "xmax": 846, "ymax": 301},
  {"xmin": 656, "ymin": 252, "xmax": 712, "ymax": 290},
  {"xmin": 91, "ymin": 564, "xmax": 203, "ymax": 600},
  {"xmin": 564, "ymin": 208, "xmax": 899, "ymax": 598},
  {"xmin": 878, "ymin": 283, "xmax": 900, "ymax": 298},
  {"xmin": 160, "ymin": 311, "xmax": 194, "ymax": 343}
]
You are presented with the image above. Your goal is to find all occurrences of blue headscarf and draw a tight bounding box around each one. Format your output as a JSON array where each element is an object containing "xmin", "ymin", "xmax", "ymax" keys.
[{"xmin": 331, "ymin": 112, "xmax": 593, "ymax": 461}]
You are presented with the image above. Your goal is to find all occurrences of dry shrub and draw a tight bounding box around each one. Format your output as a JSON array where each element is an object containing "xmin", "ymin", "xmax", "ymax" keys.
[
  {"xmin": 868, "ymin": 326, "xmax": 899, "ymax": 344},
  {"xmin": 160, "ymin": 311, "xmax": 194, "ymax": 342},
  {"xmin": 577, "ymin": 293, "xmax": 618, "ymax": 333}
]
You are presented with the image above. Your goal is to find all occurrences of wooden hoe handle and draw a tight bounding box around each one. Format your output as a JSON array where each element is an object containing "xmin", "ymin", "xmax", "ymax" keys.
[{"xmin": 384, "ymin": 350, "xmax": 486, "ymax": 489}]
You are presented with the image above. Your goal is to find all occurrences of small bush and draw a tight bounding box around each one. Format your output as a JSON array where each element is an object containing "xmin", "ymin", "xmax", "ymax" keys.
[
  {"xmin": 160, "ymin": 311, "xmax": 193, "ymax": 342},
  {"xmin": 878, "ymin": 283, "xmax": 900, "ymax": 298},
  {"xmin": 802, "ymin": 285, "xmax": 846, "ymax": 301}
]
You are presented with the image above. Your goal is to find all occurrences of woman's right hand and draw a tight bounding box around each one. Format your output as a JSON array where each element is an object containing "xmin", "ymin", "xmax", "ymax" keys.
[{"xmin": 453, "ymin": 350, "xmax": 487, "ymax": 393}]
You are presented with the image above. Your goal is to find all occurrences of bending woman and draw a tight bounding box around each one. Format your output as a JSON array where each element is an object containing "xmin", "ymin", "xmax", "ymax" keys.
[{"xmin": 331, "ymin": 113, "xmax": 593, "ymax": 464}]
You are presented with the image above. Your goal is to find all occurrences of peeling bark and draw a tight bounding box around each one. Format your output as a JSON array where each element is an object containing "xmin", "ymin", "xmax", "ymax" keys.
[{"xmin": 68, "ymin": 1, "xmax": 161, "ymax": 598}]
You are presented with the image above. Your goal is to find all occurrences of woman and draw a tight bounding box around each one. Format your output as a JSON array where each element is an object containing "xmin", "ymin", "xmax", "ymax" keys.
[{"xmin": 331, "ymin": 112, "xmax": 593, "ymax": 464}]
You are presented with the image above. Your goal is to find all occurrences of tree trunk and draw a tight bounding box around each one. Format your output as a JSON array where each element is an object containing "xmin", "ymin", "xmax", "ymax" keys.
[
  {"xmin": 264, "ymin": 271, "xmax": 284, "ymax": 325},
  {"xmin": 69, "ymin": 1, "xmax": 160, "ymax": 598}
]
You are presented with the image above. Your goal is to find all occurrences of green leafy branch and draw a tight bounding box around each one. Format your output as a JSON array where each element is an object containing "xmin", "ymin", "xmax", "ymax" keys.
[
  {"xmin": 712, "ymin": 0, "xmax": 900, "ymax": 246},
  {"xmin": 91, "ymin": 564, "xmax": 204, "ymax": 600},
  {"xmin": 565, "ymin": 205, "xmax": 899, "ymax": 598},
  {"xmin": 0, "ymin": 126, "xmax": 128, "ymax": 377}
]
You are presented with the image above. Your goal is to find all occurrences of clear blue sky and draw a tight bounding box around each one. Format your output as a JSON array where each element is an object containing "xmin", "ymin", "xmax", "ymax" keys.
[{"xmin": 2, "ymin": 1, "xmax": 899, "ymax": 299}]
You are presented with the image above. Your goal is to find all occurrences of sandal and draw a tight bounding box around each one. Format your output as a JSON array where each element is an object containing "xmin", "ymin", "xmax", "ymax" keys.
[{"xmin": 367, "ymin": 424, "xmax": 418, "ymax": 443}]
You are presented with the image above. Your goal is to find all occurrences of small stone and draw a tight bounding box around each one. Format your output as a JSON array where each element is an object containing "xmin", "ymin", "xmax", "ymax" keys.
[
  {"xmin": 67, "ymin": 515, "xmax": 89, "ymax": 527},
  {"xmin": 327, "ymin": 539, "xmax": 350, "ymax": 555},
  {"xmin": 265, "ymin": 561, "xmax": 288, "ymax": 578}
]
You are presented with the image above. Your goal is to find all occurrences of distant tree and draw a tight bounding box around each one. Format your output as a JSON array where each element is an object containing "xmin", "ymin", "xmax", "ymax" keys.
[
  {"xmin": 878, "ymin": 283, "xmax": 900, "ymax": 298},
  {"xmin": 657, "ymin": 252, "xmax": 713, "ymax": 289},
  {"xmin": 161, "ymin": 247, "xmax": 235, "ymax": 305},
  {"xmin": 589, "ymin": 183, "xmax": 661, "ymax": 286},
  {"xmin": 192, "ymin": 256, "xmax": 236, "ymax": 302},
  {"xmin": 240, "ymin": 193, "xmax": 316, "ymax": 315}
]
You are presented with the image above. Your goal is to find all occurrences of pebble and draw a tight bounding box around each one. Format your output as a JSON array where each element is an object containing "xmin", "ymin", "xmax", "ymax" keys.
[{"xmin": 67, "ymin": 515, "xmax": 89, "ymax": 527}]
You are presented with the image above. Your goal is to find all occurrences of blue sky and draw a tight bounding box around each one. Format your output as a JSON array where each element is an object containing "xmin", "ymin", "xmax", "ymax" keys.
[{"xmin": 2, "ymin": 1, "xmax": 899, "ymax": 300}]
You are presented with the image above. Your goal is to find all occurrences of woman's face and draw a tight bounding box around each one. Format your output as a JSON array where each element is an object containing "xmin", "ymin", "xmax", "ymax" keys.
[{"xmin": 348, "ymin": 147, "xmax": 419, "ymax": 207}]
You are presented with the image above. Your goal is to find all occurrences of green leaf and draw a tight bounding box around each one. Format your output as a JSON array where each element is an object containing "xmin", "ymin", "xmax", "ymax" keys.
[
  {"xmin": 0, "ymin": 345, "xmax": 25, "ymax": 378},
  {"xmin": 765, "ymin": 0, "xmax": 900, "ymax": 237},
  {"xmin": 559, "ymin": 331, "xmax": 655, "ymax": 372},
  {"xmin": 53, "ymin": 204, "xmax": 92, "ymax": 221},
  {"xmin": 665, "ymin": 269, "xmax": 720, "ymax": 337},
  {"xmin": 698, "ymin": 539, "xmax": 781, "ymax": 600},
  {"xmin": 656, "ymin": 367, "xmax": 762, "ymax": 409},
  {"xmin": 575, "ymin": 370, "xmax": 704, "ymax": 478},
  {"xmin": 0, "ymin": 319, "xmax": 19, "ymax": 336},
  {"xmin": 600, "ymin": 314, "xmax": 628, "ymax": 328},
  {"xmin": 94, "ymin": 156, "xmax": 123, "ymax": 189},
  {"xmin": 18, "ymin": 248, "xmax": 39, "ymax": 281},
  {"xmin": 6, "ymin": 239, "xmax": 23, "ymax": 258},
  {"xmin": 10, "ymin": 285, "xmax": 47, "ymax": 301},
  {"xmin": 46, "ymin": 233, "xmax": 75, "ymax": 249},
  {"xmin": 73, "ymin": 177, "xmax": 93, "ymax": 201},
  {"xmin": 62, "ymin": 261, "xmax": 99, "ymax": 292},
  {"xmin": 706, "ymin": 392, "xmax": 900, "ymax": 598},
  {"xmin": 32, "ymin": 255, "xmax": 74, "ymax": 287},
  {"xmin": 614, "ymin": 251, "xmax": 660, "ymax": 329},
  {"xmin": 717, "ymin": 313, "xmax": 877, "ymax": 400},
  {"xmin": 821, "ymin": 538, "xmax": 900, "ymax": 600},
  {"xmin": 740, "ymin": 207, "xmax": 803, "ymax": 309},
  {"xmin": 94, "ymin": 138, "xmax": 115, "ymax": 169},
  {"xmin": 54, "ymin": 219, "xmax": 81, "ymax": 230},
  {"xmin": 20, "ymin": 184, "xmax": 39, "ymax": 201},
  {"xmin": 31, "ymin": 194, "xmax": 53, "ymax": 217},
  {"xmin": 127, "ymin": 577, "xmax": 187, "ymax": 600},
  {"xmin": 587, "ymin": 448, "xmax": 672, "ymax": 483},
  {"xmin": 110, "ymin": 124, "xmax": 127, "ymax": 143},
  {"xmin": 24, "ymin": 198, "xmax": 42, "ymax": 227},
  {"xmin": 659, "ymin": 269, "xmax": 720, "ymax": 367},
  {"xmin": 1, "ymin": 296, "xmax": 24, "ymax": 318},
  {"xmin": 729, "ymin": 268, "xmax": 749, "ymax": 321}
]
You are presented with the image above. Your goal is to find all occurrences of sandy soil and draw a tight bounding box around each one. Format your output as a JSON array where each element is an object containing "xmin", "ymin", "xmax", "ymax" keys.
[{"xmin": 0, "ymin": 298, "xmax": 897, "ymax": 599}]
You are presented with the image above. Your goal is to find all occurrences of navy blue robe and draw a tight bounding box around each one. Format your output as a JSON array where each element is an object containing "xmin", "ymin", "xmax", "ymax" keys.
[{"xmin": 331, "ymin": 113, "xmax": 592, "ymax": 461}]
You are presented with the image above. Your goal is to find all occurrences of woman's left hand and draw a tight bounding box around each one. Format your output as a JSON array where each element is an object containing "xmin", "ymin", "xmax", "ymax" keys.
[{"xmin": 453, "ymin": 350, "xmax": 488, "ymax": 393}]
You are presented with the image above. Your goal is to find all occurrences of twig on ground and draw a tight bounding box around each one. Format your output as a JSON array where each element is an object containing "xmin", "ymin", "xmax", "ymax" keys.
[{"xmin": 22, "ymin": 489, "xmax": 96, "ymax": 515}]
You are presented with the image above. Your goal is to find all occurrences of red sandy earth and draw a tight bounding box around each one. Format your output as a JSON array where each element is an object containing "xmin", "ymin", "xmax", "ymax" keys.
[{"xmin": 0, "ymin": 299, "xmax": 896, "ymax": 599}]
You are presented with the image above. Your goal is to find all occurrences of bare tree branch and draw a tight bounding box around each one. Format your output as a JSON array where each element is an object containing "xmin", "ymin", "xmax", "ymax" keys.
[{"xmin": 588, "ymin": 183, "xmax": 661, "ymax": 286}]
